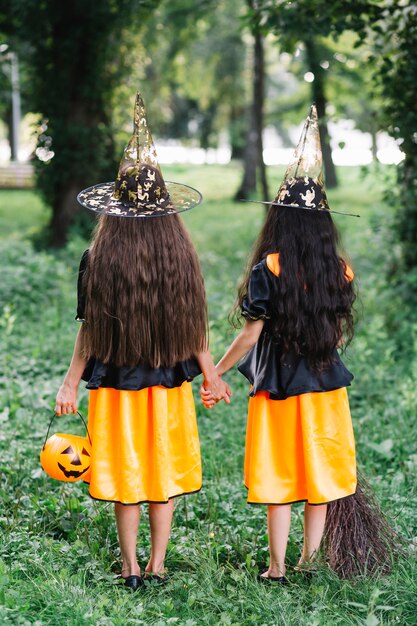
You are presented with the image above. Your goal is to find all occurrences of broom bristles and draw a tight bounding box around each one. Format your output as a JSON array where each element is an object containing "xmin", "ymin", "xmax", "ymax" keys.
[{"xmin": 323, "ymin": 470, "xmax": 402, "ymax": 578}]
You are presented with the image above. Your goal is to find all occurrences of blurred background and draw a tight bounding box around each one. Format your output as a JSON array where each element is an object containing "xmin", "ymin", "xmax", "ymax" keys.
[
  {"xmin": 0, "ymin": 2, "xmax": 416, "ymax": 624},
  {"xmin": 0, "ymin": 0, "xmax": 415, "ymax": 257}
]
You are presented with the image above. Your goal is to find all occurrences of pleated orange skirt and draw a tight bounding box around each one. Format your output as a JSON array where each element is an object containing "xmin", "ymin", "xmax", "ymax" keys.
[
  {"xmin": 84, "ymin": 383, "xmax": 202, "ymax": 504},
  {"xmin": 244, "ymin": 388, "xmax": 356, "ymax": 505}
]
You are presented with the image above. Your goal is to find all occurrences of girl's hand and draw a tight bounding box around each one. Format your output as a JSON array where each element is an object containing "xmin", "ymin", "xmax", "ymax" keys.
[
  {"xmin": 200, "ymin": 377, "xmax": 232, "ymax": 409},
  {"xmin": 55, "ymin": 383, "xmax": 78, "ymax": 416},
  {"xmin": 218, "ymin": 378, "xmax": 232, "ymax": 404},
  {"xmin": 200, "ymin": 385, "xmax": 215, "ymax": 408}
]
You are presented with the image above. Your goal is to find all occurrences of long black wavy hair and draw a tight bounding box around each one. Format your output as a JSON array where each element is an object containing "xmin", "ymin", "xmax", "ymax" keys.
[{"xmin": 236, "ymin": 205, "xmax": 356, "ymax": 371}]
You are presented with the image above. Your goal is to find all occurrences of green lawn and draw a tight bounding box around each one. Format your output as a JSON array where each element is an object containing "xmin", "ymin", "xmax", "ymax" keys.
[
  {"xmin": 0, "ymin": 165, "xmax": 416, "ymax": 625},
  {"xmin": 0, "ymin": 189, "xmax": 50, "ymax": 238}
]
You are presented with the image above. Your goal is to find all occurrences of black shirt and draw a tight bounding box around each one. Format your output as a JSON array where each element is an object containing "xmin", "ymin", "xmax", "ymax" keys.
[{"xmin": 238, "ymin": 259, "xmax": 354, "ymax": 400}]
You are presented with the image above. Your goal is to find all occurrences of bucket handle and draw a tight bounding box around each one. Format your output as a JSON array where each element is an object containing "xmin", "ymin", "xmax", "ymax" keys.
[{"xmin": 42, "ymin": 410, "xmax": 92, "ymax": 450}]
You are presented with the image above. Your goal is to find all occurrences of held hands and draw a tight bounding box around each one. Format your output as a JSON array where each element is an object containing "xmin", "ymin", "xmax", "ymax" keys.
[
  {"xmin": 200, "ymin": 374, "xmax": 232, "ymax": 409},
  {"xmin": 55, "ymin": 383, "xmax": 78, "ymax": 416}
]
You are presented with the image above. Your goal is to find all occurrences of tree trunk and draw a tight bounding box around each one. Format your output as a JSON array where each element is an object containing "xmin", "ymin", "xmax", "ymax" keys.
[
  {"xmin": 48, "ymin": 98, "xmax": 114, "ymax": 247},
  {"xmin": 50, "ymin": 181, "xmax": 82, "ymax": 247},
  {"xmin": 304, "ymin": 37, "xmax": 338, "ymax": 189},
  {"xmin": 254, "ymin": 27, "xmax": 269, "ymax": 201},
  {"xmin": 229, "ymin": 103, "xmax": 246, "ymax": 160},
  {"xmin": 200, "ymin": 101, "xmax": 217, "ymax": 150},
  {"xmin": 235, "ymin": 2, "xmax": 268, "ymax": 201},
  {"xmin": 5, "ymin": 106, "xmax": 18, "ymax": 161},
  {"xmin": 371, "ymin": 129, "xmax": 378, "ymax": 162},
  {"xmin": 234, "ymin": 105, "xmax": 258, "ymax": 200},
  {"xmin": 370, "ymin": 112, "xmax": 378, "ymax": 162},
  {"xmin": 398, "ymin": 157, "xmax": 417, "ymax": 269}
]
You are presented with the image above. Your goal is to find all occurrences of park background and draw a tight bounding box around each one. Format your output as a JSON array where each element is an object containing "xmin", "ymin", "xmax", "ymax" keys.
[{"xmin": 0, "ymin": 1, "xmax": 416, "ymax": 624}]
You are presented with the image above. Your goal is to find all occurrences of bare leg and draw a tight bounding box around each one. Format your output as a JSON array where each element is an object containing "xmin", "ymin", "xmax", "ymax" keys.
[
  {"xmin": 145, "ymin": 499, "xmax": 175, "ymax": 575},
  {"xmin": 262, "ymin": 504, "xmax": 292, "ymax": 578},
  {"xmin": 114, "ymin": 503, "xmax": 141, "ymax": 578},
  {"xmin": 298, "ymin": 503, "xmax": 327, "ymax": 566}
]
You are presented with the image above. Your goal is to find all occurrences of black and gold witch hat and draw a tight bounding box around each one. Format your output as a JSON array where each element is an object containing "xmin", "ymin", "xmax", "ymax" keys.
[
  {"xmin": 77, "ymin": 93, "xmax": 202, "ymax": 217},
  {"xmin": 248, "ymin": 104, "xmax": 359, "ymax": 217}
]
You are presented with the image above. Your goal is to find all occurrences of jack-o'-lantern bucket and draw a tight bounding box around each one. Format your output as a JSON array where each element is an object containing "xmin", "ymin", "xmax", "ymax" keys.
[{"xmin": 40, "ymin": 412, "xmax": 92, "ymax": 482}]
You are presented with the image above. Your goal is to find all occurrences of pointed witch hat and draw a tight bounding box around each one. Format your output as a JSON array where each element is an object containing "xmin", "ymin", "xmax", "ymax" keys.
[
  {"xmin": 77, "ymin": 93, "xmax": 202, "ymax": 217},
  {"xmin": 245, "ymin": 104, "xmax": 359, "ymax": 217}
]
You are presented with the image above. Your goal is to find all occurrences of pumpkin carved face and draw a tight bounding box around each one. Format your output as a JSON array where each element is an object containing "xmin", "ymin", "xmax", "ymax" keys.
[{"xmin": 40, "ymin": 433, "xmax": 92, "ymax": 483}]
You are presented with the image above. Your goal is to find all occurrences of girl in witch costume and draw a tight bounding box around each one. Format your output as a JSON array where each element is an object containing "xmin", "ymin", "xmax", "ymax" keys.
[
  {"xmin": 55, "ymin": 93, "xmax": 231, "ymax": 591},
  {"xmin": 202, "ymin": 105, "xmax": 396, "ymax": 582}
]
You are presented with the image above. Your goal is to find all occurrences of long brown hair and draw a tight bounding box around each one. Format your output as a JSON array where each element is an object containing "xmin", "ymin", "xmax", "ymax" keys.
[
  {"xmin": 80, "ymin": 214, "xmax": 208, "ymax": 368},
  {"xmin": 235, "ymin": 205, "xmax": 356, "ymax": 371}
]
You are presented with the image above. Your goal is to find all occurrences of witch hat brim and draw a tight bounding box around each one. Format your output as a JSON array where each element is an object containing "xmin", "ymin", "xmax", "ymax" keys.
[
  {"xmin": 239, "ymin": 199, "xmax": 360, "ymax": 218},
  {"xmin": 77, "ymin": 93, "xmax": 202, "ymax": 217},
  {"xmin": 242, "ymin": 104, "xmax": 359, "ymax": 218},
  {"xmin": 77, "ymin": 180, "xmax": 202, "ymax": 218}
]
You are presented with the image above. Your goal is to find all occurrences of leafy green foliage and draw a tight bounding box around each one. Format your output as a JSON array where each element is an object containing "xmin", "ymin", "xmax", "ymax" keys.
[
  {"xmin": 0, "ymin": 165, "xmax": 416, "ymax": 624},
  {"xmin": 3, "ymin": 0, "xmax": 160, "ymax": 245},
  {"xmin": 370, "ymin": 1, "xmax": 417, "ymax": 274},
  {"xmin": 247, "ymin": 0, "xmax": 380, "ymax": 44},
  {"xmin": 137, "ymin": 0, "xmax": 247, "ymax": 153},
  {"xmin": 249, "ymin": 0, "xmax": 417, "ymax": 277}
]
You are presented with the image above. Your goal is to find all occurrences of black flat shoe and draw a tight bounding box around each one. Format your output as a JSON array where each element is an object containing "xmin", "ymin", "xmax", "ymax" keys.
[
  {"xmin": 257, "ymin": 570, "xmax": 289, "ymax": 585},
  {"xmin": 124, "ymin": 575, "xmax": 143, "ymax": 591},
  {"xmin": 143, "ymin": 573, "xmax": 170, "ymax": 586}
]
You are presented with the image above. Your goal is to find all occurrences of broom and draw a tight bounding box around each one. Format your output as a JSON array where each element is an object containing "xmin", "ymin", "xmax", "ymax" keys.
[{"xmin": 323, "ymin": 470, "xmax": 403, "ymax": 578}]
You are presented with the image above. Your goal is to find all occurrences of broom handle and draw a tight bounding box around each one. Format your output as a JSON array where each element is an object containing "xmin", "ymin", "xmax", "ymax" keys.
[{"xmin": 42, "ymin": 410, "xmax": 92, "ymax": 449}]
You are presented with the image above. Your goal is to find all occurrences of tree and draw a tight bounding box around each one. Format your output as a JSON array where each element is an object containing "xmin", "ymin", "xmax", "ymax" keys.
[
  {"xmin": 235, "ymin": 0, "xmax": 269, "ymax": 202},
  {"xmin": 266, "ymin": 33, "xmax": 383, "ymax": 163},
  {"xmin": 251, "ymin": 0, "xmax": 380, "ymax": 188},
  {"xmin": 303, "ymin": 37, "xmax": 337, "ymax": 186},
  {"xmin": 138, "ymin": 0, "xmax": 248, "ymax": 155},
  {"xmin": 371, "ymin": 0, "xmax": 417, "ymax": 273},
  {"xmin": 0, "ymin": 19, "xmax": 32, "ymax": 162},
  {"xmin": 316, "ymin": 33, "xmax": 383, "ymax": 162},
  {"xmin": 3, "ymin": 0, "xmax": 159, "ymax": 246}
]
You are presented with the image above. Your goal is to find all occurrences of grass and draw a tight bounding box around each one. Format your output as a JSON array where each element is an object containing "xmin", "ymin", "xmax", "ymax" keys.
[
  {"xmin": 0, "ymin": 164, "xmax": 416, "ymax": 625},
  {"xmin": 0, "ymin": 189, "xmax": 50, "ymax": 239}
]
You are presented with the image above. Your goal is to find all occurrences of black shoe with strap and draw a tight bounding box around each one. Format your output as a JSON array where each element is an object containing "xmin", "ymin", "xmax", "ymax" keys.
[
  {"xmin": 124, "ymin": 575, "xmax": 143, "ymax": 591},
  {"xmin": 257, "ymin": 569, "xmax": 289, "ymax": 585}
]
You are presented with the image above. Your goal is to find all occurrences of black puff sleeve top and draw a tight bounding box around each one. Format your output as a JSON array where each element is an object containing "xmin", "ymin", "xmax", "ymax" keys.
[
  {"xmin": 237, "ymin": 256, "xmax": 354, "ymax": 400},
  {"xmin": 76, "ymin": 250, "xmax": 201, "ymax": 390}
]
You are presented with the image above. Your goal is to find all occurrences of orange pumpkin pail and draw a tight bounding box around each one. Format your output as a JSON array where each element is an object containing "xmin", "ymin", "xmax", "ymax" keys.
[{"xmin": 40, "ymin": 411, "xmax": 92, "ymax": 483}]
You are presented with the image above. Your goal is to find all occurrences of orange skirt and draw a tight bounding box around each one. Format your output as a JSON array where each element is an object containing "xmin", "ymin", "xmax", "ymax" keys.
[
  {"xmin": 244, "ymin": 388, "xmax": 356, "ymax": 505},
  {"xmin": 84, "ymin": 383, "xmax": 202, "ymax": 504}
]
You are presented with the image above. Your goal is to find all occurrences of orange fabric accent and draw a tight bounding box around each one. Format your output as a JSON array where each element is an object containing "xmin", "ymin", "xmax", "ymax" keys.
[
  {"xmin": 267, "ymin": 253, "xmax": 354, "ymax": 283},
  {"xmin": 344, "ymin": 263, "xmax": 354, "ymax": 282},
  {"xmin": 266, "ymin": 253, "xmax": 281, "ymax": 276},
  {"xmin": 244, "ymin": 388, "xmax": 356, "ymax": 504},
  {"xmin": 85, "ymin": 382, "xmax": 201, "ymax": 504}
]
